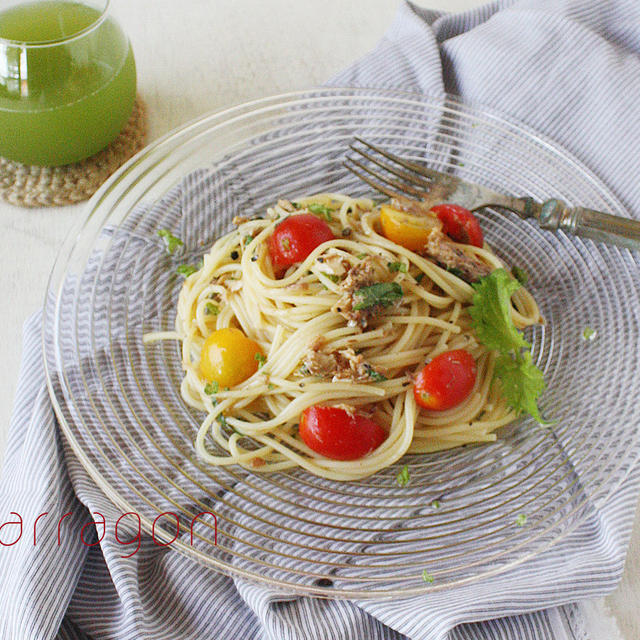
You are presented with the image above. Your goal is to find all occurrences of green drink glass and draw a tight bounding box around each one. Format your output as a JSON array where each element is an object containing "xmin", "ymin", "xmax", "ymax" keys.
[{"xmin": 0, "ymin": 0, "xmax": 136, "ymax": 166}]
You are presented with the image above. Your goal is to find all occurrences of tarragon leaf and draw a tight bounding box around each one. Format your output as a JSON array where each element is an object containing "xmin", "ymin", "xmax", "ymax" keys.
[
  {"xmin": 308, "ymin": 203, "xmax": 334, "ymax": 221},
  {"xmin": 353, "ymin": 282, "xmax": 403, "ymax": 311},
  {"xmin": 157, "ymin": 229, "xmax": 183, "ymax": 254},
  {"xmin": 396, "ymin": 465, "xmax": 410, "ymax": 487},
  {"xmin": 177, "ymin": 264, "xmax": 198, "ymax": 277},
  {"xmin": 387, "ymin": 261, "xmax": 408, "ymax": 273}
]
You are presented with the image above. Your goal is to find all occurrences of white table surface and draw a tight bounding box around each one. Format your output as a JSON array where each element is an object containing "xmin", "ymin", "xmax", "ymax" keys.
[{"xmin": 0, "ymin": 1, "xmax": 638, "ymax": 638}]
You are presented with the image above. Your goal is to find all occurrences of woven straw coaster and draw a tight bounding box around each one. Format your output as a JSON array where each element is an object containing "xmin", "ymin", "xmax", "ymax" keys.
[{"xmin": 0, "ymin": 96, "xmax": 147, "ymax": 208}]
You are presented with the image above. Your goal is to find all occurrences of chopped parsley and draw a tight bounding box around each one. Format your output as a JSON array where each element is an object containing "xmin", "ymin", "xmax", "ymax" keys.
[
  {"xmin": 396, "ymin": 464, "xmax": 410, "ymax": 487},
  {"xmin": 308, "ymin": 203, "xmax": 334, "ymax": 221},
  {"xmin": 511, "ymin": 265, "xmax": 529, "ymax": 285},
  {"xmin": 387, "ymin": 261, "xmax": 408, "ymax": 273},
  {"xmin": 243, "ymin": 235, "xmax": 253, "ymax": 246},
  {"xmin": 177, "ymin": 264, "xmax": 198, "ymax": 277},
  {"xmin": 157, "ymin": 229, "xmax": 183, "ymax": 254},
  {"xmin": 205, "ymin": 302, "xmax": 220, "ymax": 315},
  {"xmin": 353, "ymin": 282, "xmax": 403, "ymax": 311},
  {"xmin": 582, "ymin": 326, "xmax": 596, "ymax": 341},
  {"xmin": 470, "ymin": 269, "xmax": 547, "ymax": 423},
  {"xmin": 415, "ymin": 273, "xmax": 425, "ymax": 284},
  {"xmin": 255, "ymin": 353, "xmax": 267, "ymax": 368},
  {"xmin": 431, "ymin": 499, "xmax": 441, "ymax": 509},
  {"xmin": 216, "ymin": 414, "xmax": 229, "ymax": 429},
  {"xmin": 446, "ymin": 267, "xmax": 464, "ymax": 279},
  {"xmin": 281, "ymin": 237, "xmax": 291, "ymax": 251},
  {"xmin": 356, "ymin": 253, "xmax": 368, "ymax": 260},
  {"xmin": 365, "ymin": 364, "xmax": 387, "ymax": 382},
  {"xmin": 204, "ymin": 381, "xmax": 219, "ymax": 395},
  {"xmin": 422, "ymin": 570, "xmax": 435, "ymax": 583},
  {"xmin": 515, "ymin": 513, "xmax": 527, "ymax": 527},
  {"xmin": 321, "ymin": 272, "xmax": 341, "ymax": 283}
]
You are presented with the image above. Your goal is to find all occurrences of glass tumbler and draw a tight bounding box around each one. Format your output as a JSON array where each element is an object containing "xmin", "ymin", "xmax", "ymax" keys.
[{"xmin": 0, "ymin": 0, "xmax": 136, "ymax": 166}]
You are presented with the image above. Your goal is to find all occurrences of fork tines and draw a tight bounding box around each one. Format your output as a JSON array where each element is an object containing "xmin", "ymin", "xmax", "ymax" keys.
[{"xmin": 344, "ymin": 138, "xmax": 444, "ymax": 202}]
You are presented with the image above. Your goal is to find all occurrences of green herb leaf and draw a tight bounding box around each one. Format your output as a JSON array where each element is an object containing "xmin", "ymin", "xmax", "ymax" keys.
[
  {"xmin": 356, "ymin": 253, "xmax": 368, "ymax": 260},
  {"xmin": 177, "ymin": 264, "xmax": 198, "ymax": 277},
  {"xmin": 422, "ymin": 570, "xmax": 435, "ymax": 583},
  {"xmin": 471, "ymin": 269, "xmax": 547, "ymax": 424},
  {"xmin": 281, "ymin": 237, "xmax": 291, "ymax": 251},
  {"xmin": 515, "ymin": 513, "xmax": 527, "ymax": 527},
  {"xmin": 205, "ymin": 302, "xmax": 220, "ymax": 315},
  {"xmin": 494, "ymin": 351, "xmax": 547, "ymax": 423},
  {"xmin": 470, "ymin": 269, "xmax": 529, "ymax": 354},
  {"xmin": 217, "ymin": 414, "xmax": 229, "ymax": 428},
  {"xmin": 396, "ymin": 464, "xmax": 410, "ymax": 487},
  {"xmin": 157, "ymin": 229, "xmax": 184, "ymax": 254},
  {"xmin": 511, "ymin": 265, "xmax": 529, "ymax": 285},
  {"xmin": 243, "ymin": 235, "xmax": 253, "ymax": 246},
  {"xmin": 353, "ymin": 282, "xmax": 403, "ymax": 311},
  {"xmin": 365, "ymin": 364, "xmax": 387, "ymax": 382},
  {"xmin": 582, "ymin": 326, "xmax": 596, "ymax": 341},
  {"xmin": 204, "ymin": 381, "xmax": 219, "ymax": 395},
  {"xmin": 321, "ymin": 272, "xmax": 340, "ymax": 283},
  {"xmin": 387, "ymin": 261, "xmax": 408, "ymax": 273},
  {"xmin": 431, "ymin": 499, "xmax": 441, "ymax": 509},
  {"xmin": 415, "ymin": 273, "xmax": 425, "ymax": 284},
  {"xmin": 255, "ymin": 353, "xmax": 267, "ymax": 368},
  {"xmin": 308, "ymin": 203, "xmax": 334, "ymax": 221},
  {"xmin": 446, "ymin": 267, "xmax": 464, "ymax": 279}
]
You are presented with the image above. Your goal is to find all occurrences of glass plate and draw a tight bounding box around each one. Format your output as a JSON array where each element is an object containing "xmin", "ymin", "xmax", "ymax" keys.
[{"xmin": 43, "ymin": 88, "xmax": 640, "ymax": 598}]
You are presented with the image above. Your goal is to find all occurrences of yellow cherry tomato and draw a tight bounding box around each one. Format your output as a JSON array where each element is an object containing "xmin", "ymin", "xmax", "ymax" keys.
[
  {"xmin": 200, "ymin": 327, "xmax": 263, "ymax": 388},
  {"xmin": 379, "ymin": 204, "xmax": 439, "ymax": 252}
]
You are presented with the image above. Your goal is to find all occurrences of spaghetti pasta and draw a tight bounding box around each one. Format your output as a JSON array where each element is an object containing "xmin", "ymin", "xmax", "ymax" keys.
[{"xmin": 148, "ymin": 193, "xmax": 542, "ymax": 481}]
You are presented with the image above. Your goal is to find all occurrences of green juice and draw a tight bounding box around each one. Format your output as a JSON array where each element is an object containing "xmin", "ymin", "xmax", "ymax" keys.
[{"xmin": 0, "ymin": 1, "xmax": 136, "ymax": 166}]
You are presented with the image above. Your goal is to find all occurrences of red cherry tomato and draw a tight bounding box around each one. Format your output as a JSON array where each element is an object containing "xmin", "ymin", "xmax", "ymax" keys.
[
  {"xmin": 299, "ymin": 405, "xmax": 387, "ymax": 461},
  {"xmin": 430, "ymin": 204, "xmax": 484, "ymax": 248},
  {"xmin": 414, "ymin": 349, "xmax": 477, "ymax": 411},
  {"xmin": 268, "ymin": 213, "xmax": 335, "ymax": 273}
]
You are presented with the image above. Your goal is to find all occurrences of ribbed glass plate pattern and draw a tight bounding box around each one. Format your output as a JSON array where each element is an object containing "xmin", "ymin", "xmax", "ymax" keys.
[{"xmin": 44, "ymin": 89, "xmax": 640, "ymax": 598}]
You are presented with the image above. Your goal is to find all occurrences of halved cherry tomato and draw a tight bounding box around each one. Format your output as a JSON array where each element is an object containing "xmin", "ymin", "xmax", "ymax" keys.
[
  {"xmin": 200, "ymin": 327, "xmax": 263, "ymax": 388},
  {"xmin": 299, "ymin": 405, "xmax": 387, "ymax": 461},
  {"xmin": 379, "ymin": 204, "xmax": 440, "ymax": 252},
  {"xmin": 268, "ymin": 213, "xmax": 334, "ymax": 273},
  {"xmin": 430, "ymin": 204, "xmax": 484, "ymax": 247},
  {"xmin": 414, "ymin": 349, "xmax": 477, "ymax": 411}
]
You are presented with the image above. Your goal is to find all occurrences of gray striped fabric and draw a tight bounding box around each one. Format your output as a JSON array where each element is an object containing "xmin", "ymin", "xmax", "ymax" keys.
[{"xmin": 2, "ymin": 0, "xmax": 640, "ymax": 638}]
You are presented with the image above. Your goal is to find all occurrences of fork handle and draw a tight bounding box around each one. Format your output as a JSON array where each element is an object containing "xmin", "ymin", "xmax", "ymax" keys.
[{"xmin": 537, "ymin": 199, "xmax": 640, "ymax": 251}]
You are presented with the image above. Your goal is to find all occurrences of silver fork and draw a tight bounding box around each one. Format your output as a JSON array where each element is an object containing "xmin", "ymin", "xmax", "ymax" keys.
[{"xmin": 344, "ymin": 137, "xmax": 640, "ymax": 251}]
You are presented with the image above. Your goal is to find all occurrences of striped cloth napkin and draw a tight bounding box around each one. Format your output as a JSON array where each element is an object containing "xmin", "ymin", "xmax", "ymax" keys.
[{"xmin": 2, "ymin": 0, "xmax": 640, "ymax": 638}]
